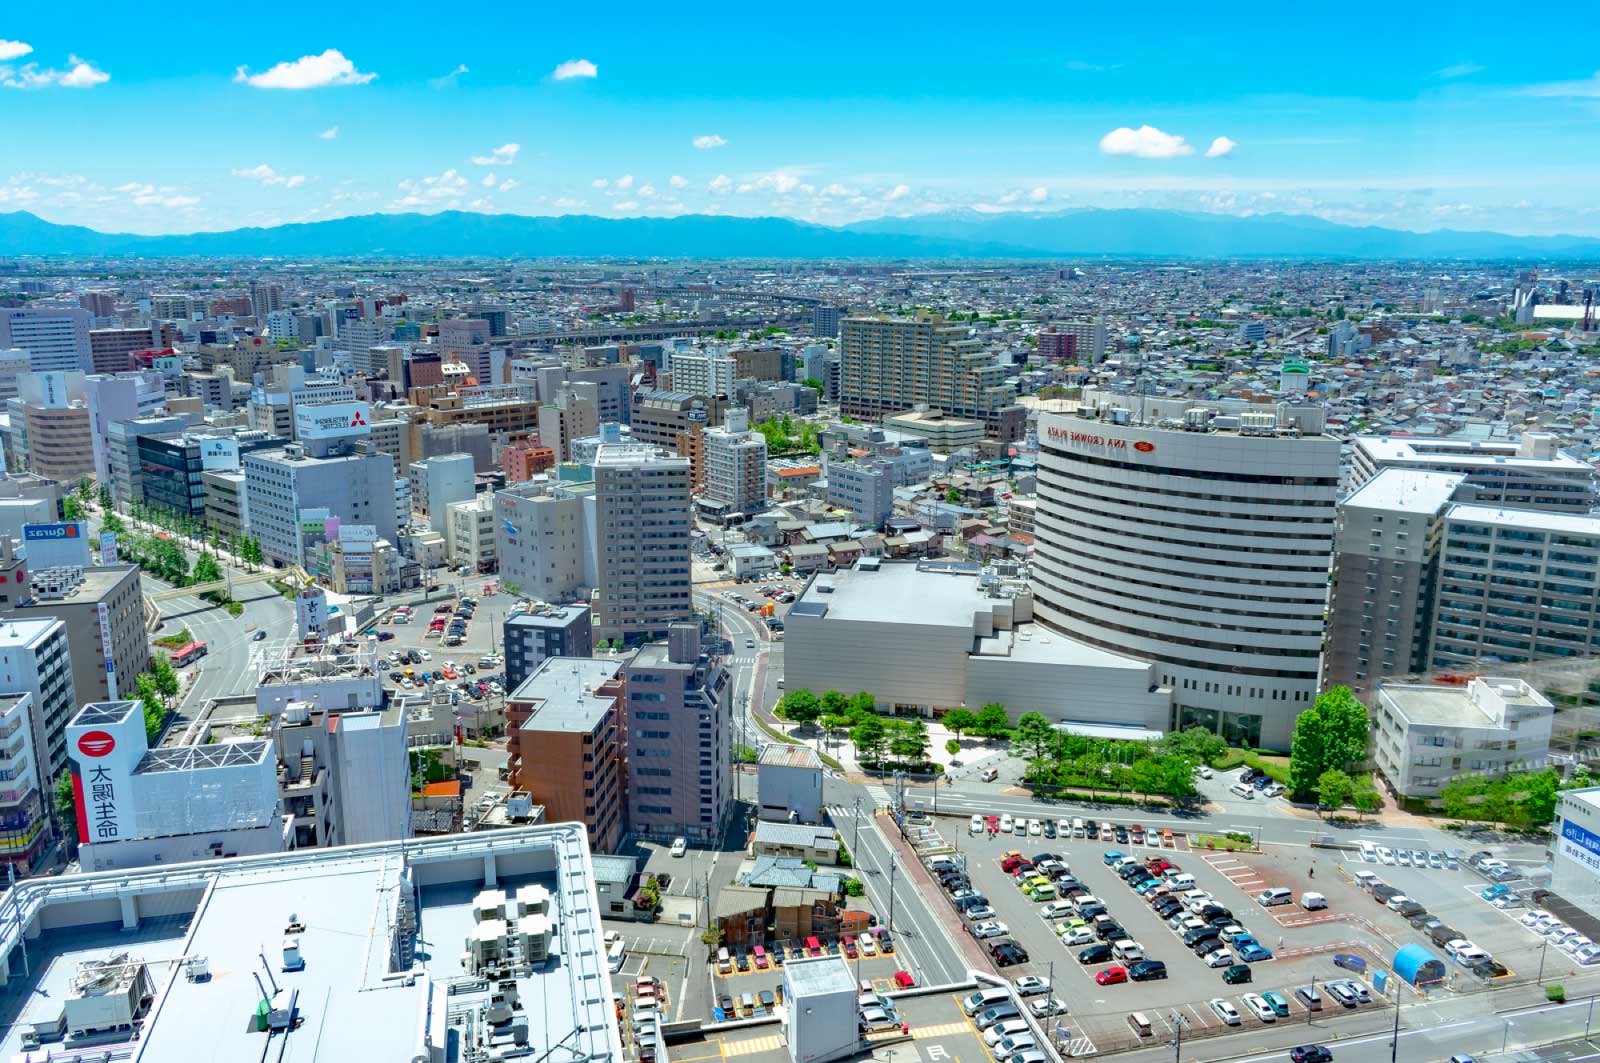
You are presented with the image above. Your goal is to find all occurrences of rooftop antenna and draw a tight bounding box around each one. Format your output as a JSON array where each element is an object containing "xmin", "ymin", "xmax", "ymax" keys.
[{"xmin": 259, "ymin": 948, "xmax": 280, "ymax": 994}]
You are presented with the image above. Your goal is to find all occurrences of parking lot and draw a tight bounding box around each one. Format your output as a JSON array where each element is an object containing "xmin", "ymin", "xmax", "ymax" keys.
[{"xmin": 372, "ymin": 584, "xmax": 514, "ymax": 727}]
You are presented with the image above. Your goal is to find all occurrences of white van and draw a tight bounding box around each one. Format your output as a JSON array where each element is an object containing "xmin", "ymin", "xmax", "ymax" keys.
[
  {"xmin": 1257, "ymin": 887, "xmax": 1294, "ymax": 907},
  {"xmin": 1165, "ymin": 872, "xmax": 1197, "ymax": 891},
  {"xmin": 607, "ymin": 937, "xmax": 627, "ymax": 972},
  {"xmin": 1112, "ymin": 939, "xmax": 1145, "ymax": 962},
  {"xmin": 717, "ymin": 946, "xmax": 732, "ymax": 973},
  {"xmin": 961, "ymin": 987, "xmax": 1012, "ymax": 1016},
  {"xmin": 1301, "ymin": 891, "xmax": 1328, "ymax": 911},
  {"xmin": 1127, "ymin": 1012, "xmax": 1153, "ymax": 1037},
  {"xmin": 1071, "ymin": 818, "xmax": 1087, "ymax": 838},
  {"xmin": 1229, "ymin": 783, "xmax": 1255, "ymax": 800}
]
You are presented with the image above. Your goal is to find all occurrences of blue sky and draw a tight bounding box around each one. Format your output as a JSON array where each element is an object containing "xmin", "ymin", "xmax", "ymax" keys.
[{"xmin": 3, "ymin": 2, "xmax": 1600, "ymax": 236}]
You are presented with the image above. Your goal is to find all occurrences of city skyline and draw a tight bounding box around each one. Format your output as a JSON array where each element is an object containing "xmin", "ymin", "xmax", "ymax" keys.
[{"xmin": 4, "ymin": 2, "xmax": 1600, "ymax": 236}]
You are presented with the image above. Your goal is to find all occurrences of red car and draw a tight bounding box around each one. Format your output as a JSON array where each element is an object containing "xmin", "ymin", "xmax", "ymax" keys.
[
  {"xmin": 1095, "ymin": 966, "xmax": 1129, "ymax": 986},
  {"xmin": 893, "ymin": 971, "xmax": 916, "ymax": 989},
  {"xmin": 1001, "ymin": 856, "xmax": 1026, "ymax": 873}
]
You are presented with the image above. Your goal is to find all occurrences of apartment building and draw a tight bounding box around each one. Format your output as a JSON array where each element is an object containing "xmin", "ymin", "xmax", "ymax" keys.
[
  {"xmin": 1038, "ymin": 317, "xmax": 1108, "ymax": 364},
  {"xmin": 504, "ymin": 603, "xmax": 594, "ymax": 691},
  {"xmin": 701, "ymin": 408, "xmax": 768, "ymax": 520},
  {"xmin": 1, "ymin": 557, "xmax": 148, "ymax": 709},
  {"xmin": 669, "ymin": 348, "xmax": 737, "ymax": 398},
  {"xmin": 592, "ymin": 443, "xmax": 693, "ymax": 644},
  {"xmin": 839, "ymin": 314, "xmax": 1023, "ymax": 440},
  {"xmin": 0, "ymin": 692, "xmax": 47, "ymax": 873},
  {"xmin": 0, "ymin": 617, "xmax": 76, "ymax": 781},
  {"xmin": 506, "ymin": 656, "xmax": 626, "ymax": 853},
  {"xmin": 88, "ymin": 327, "xmax": 157, "ymax": 374},
  {"xmin": 1372, "ymin": 677, "xmax": 1553, "ymax": 798},
  {"xmin": 495, "ymin": 479, "xmax": 597, "ymax": 600},
  {"xmin": 1325, "ymin": 469, "xmax": 1468, "ymax": 695},
  {"xmin": 446, "ymin": 494, "xmax": 497, "ymax": 572},
  {"xmin": 1349, "ymin": 434, "xmax": 1596, "ymax": 512},
  {"xmin": 0, "ymin": 307, "xmax": 91, "ymax": 374},
  {"xmin": 624, "ymin": 624, "xmax": 730, "ymax": 843}
]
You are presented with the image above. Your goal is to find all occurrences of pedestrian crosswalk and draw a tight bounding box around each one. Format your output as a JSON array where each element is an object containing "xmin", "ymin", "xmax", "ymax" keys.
[
  {"xmin": 722, "ymin": 1034, "xmax": 783, "ymax": 1057},
  {"xmin": 865, "ymin": 785, "xmax": 893, "ymax": 809},
  {"xmin": 826, "ymin": 804, "xmax": 858, "ymax": 820},
  {"xmin": 911, "ymin": 1021, "xmax": 972, "ymax": 1039}
]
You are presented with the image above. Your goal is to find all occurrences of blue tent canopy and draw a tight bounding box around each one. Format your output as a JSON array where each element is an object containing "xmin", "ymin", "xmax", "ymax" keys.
[{"xmin": 1393, "ymin": 944, "xmax": 1446, "ymax": 985}]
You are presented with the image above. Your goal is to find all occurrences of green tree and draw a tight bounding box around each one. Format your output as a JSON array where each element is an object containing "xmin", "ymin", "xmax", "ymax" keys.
[
  {"xmin": 889, "ymin": 720, "xmax": 928, "ymax": 763},
  {"xmin": 944, "ymin": 487, "xmax": 962, "ymax": 504},
  {"xmin": 974, "ymin": 703, "xmax": 1010, "ymax": 738},
  {"xmin": 103, "ymin": 510, "xmax": 124, "ymax": 535},
  {"xmin": 1130, "ymin": 758, "xmax": 1164, "ymax": 803},
  {"xmin": 136, "ymin": 673, "xmax": 167, "ymax": 744},
  {"xmin": 54, "ymin": 771, "xmax": 78, "ymax": 845},
  {"xmin": 820, "ymin": 690, "xmax": 850, "ymax": 717},
  {"xmin": 780, "ymin": 689, "xmax": 821, "ymax": 726},
  {"xmin": 193, "ymin": 554, "xmax": 222, "ymax": 585},
  {"xmin": 1351, "ymin": 777, "xmax": 1382, "ymax": 818},
  {"xmin": 1076, "ymin": 751, "xmax": 1104, "ymax": 800},
  {"xmin": 1288, "ymin": 686, "xmax": 1370, "ymax": 799},
  {"xmin": 945, "ymin": 738, "xmax": 961, "ymax": 759},
  {"xmin": 942, "ymin": 707, "xmax": 976, "ymax": 740},
  {"xmin": 1012, "ymin": 712, "xmax": 1055, "ymax": 761},
  {"xmin": 801, "ymin": 377, "xmax": 825, "ymax": 394},
  {"xmin": 1158, "ymin": 726, "xmax": 1227, "ymax": 766},
  {"xmin": 150, "ymin": 653, "xmax": 179, "ymax": 701},
  {"xmin": 850, "ymin": 716, "xmax": 888, "ymax": 764},
  {"xmin": 63, "ymin": 497, "xmax": 85, "ymax": 522},
  {"xmin": 1513, "ymin": 770, "xmax": 1560, "ymax": 828},
  {"xmin": 1316, "ymin": 768, "xmax": 1354, "ymax": 811},
  {"xmin": 847, "ymin": 691, "xmax": 876, "ymax": 718}
]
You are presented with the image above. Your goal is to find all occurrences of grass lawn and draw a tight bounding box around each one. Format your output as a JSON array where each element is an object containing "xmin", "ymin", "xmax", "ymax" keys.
[{"xmin": 1212, "ymin": 748, "xmax": 1292, "ymax": 784}]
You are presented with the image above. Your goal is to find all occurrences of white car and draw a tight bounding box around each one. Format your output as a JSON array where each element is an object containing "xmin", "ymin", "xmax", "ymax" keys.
[
  {"xmin": 1056, "ymin": 819, "xmax": 1072, "ymax": 835},
  {"xmin": 1030, "ymin": 997, "xmax": 1067, "ymax": 1019},
  {"xmin": 1492, "ymin": 895, "xmax": 1525, "ymax": 911},
  {"xmin": 1376, "ymin": 847, "xmax": 1396, "ymax": 865},
  {"xmin": 859, "ymin": 937, "xmax": 877, "ymax": 957},
  {"xmin": 1562, "ymin": 935, "xmax": 1592, "ymax": 956},
  {"xmin": 1242, "ymin": 994, "xmax": 1276, "ymax": 1023},
  {"xmin": 1059, "ymin": 927, "xmax": 1095, "ymax": 946},
  {"xmin": 1576, "ymin": 943, "xmax": 1600, "ymax": 966},
  {"xmin": 1520, "ymin": 910, "xmax": 1550, "ymax": 929},
  {"xmin": 1453, "ymin": 946, "xmax": 1491, "ymax": 968},
  {"xmin": 669, "ymin": 837, "xmax": 688, "ymax": 857},
  {"xmin": 1544, "ymin": 922, "xmax": 1573, "ymax": 940},
  {"xmin": 971, "ymin": 921, "xmax": 1009, "ymax": 939},
  {"xmin": 965, "ymin": 906, "xmax": 998, "ymax": 921},
  {"xmin": 1204, "ymin": 948, "xmax": 1235, "ymax": 968},
  {"xmin": 1000, "ymin": 814, "xmax": 1014, "ymax": 834},
  {"xmin": 1360, "ymin": 842, "xmax": 1378, "ymax": 862},
  {"xmin": 971, "ymin": 815, "xmax": 985, "ymax": 835},
  {"xmin": 984, "ymin": 1020, "xmax": 1030, "ymax": 1047},
  {"xmin": 1039, "ymin": 902, "xmax": 1077, "ymax": 920},
  {"xmin": 1012, "ymin": 976, "xmax": 1051, "ymax": 997},
  {"xmin": 1209, "ymin": 998, "xmax": 1241, "ymax": 1026},
  {"xmin": 1444, "ymin": 939, "xmax": 1475, "ymax": 958},
  {"xmin": 1028, "ymin": 819, "xmax": 1043, "ymax": 836},
  {"xmin": 1197, "ymin": 765, "xmax": 1214, "ymax": 779},
  {"xmin": 1395, "ymin": 849, "xmax": 1412, "ymax": 867}
]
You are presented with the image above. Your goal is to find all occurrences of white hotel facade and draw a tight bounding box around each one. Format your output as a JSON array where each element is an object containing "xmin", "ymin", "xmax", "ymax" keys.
[{"xmin": 1033, "ymin": 394, "xmax": 1342, "ymax": 750}]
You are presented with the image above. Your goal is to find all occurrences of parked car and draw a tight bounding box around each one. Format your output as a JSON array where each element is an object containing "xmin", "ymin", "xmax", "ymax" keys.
[
  {"xmin": 1094, "ymin": 966, "xmax": 1128, "ymax": 986},
  {"xmin": 1077, "ymin": 944, "xmax": 1113, "ymax": 965},
  {"xmin": 1209, "ymin": 998, "xmax": 1241, "ymax": 1025},
  {"xmin": 1128, "ymin": 960, "xmax": 1167, "ymax": 981},
  {"xmin": 1242, "ymin": 994, "xmax": 1276, "ymax": 1022},
  {"xmin": 1222, "ymin": 964, "xmax": 1253, "ymax": 985},
  {"xmin": 1012, "ymin": 976, "xmax": 1051, "ymax": 997},
  {"xmin": 1290, "ymin": 1047, "xmax": 1333, "ymax": 1063},
  {"xmin": 993, "ymin": 942, "xmax": 1030, "ymax": 967}
]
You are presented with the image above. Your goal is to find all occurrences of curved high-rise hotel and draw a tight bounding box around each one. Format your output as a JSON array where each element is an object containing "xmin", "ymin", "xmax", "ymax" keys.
[{"xmin": 1032, "ymin": 394, "xmax": 1342, "ymax": 749}]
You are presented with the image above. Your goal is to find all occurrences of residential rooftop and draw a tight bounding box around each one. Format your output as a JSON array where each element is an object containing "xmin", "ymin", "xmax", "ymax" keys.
[
  {"xmin": 509, "ymin": 656, "xmax": 622, "ymax": 733},
  {"xmin": 1342, "ymin": 468, "xmax": 1468, "ymax": 513},
  {"xmin": 1445, "ymin": 502, "xmax": 1600, "ymax": 536}
]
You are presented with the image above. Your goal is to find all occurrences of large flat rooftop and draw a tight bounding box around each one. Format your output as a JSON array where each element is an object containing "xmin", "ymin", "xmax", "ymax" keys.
[
  {"xmin": 509, "ymin": 656, "xmax": 622, "ymax": 733},
  {"xmin": 1343, "ymin": 468, "xmax": 1467, "ymax": 513},
  {"xmin": 791, "ymin": 561, "xmax": 997, "ymax": 629},
  {"xmin": 1446, "ymin": 503, "xmax": 1600, "ymax": 536}
]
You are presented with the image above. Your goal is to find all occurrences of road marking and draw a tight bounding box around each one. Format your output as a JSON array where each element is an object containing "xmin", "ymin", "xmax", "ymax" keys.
[
  {"xmin": 912, "ymin": 1022, "xmax": 972, "ymax": 1038},
  {"xmin": 721, "ymin": 1034, "xmax": 784, "ymax": 1056}
]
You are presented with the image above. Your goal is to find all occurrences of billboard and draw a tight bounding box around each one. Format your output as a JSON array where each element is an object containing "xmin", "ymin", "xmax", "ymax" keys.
[
  {"xmin": 23, "ymin": 521, "xmax": 91, "ymax": 568},
  {"xmin": 199, "ymin": 438, "xmax": 240, "ymax": 470},
  {"xmin": 339, "ymin": 524, "xmax": 378, "ymax": 544},
  {"xmin": 296, "ymin": 585, "xmax": 327, "ymax": 642},
  {"xmin": 294, "ymin": 400, "xmax": 372, "ymax": 442},
  {"xmin": 66, "ymin": 700, "xmax": 147, "ymax": 844},
  {"xmin": 99, "ymin": 531, "xmax": 119, "ymax": 565},
  {"xmin": 98, "ymin": 602, "xmax": 117, "ymax": 699},
  {"xmin": 1560, "ymin": 818, "xmax": 1600, "ymax": 876}
]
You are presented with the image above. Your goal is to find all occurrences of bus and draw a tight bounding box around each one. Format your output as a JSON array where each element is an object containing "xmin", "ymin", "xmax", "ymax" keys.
[{"xmin": 171, "ymin": 641, "xmax": 208, "ymax": 667}]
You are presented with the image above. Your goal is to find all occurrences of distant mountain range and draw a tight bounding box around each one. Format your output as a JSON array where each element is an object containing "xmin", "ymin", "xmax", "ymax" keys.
[{"xmin": 2, "ymin": 207, "xmax": 1598, "ymax": 260}]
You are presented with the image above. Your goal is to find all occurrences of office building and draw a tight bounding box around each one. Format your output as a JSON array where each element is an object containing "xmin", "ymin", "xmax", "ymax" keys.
[
  {"xmin": 800, "ymin": 343, "xmax": 841, "ymax": 400},
  {"xmin": 824, "ymin": 457, "xmax": 898, "ymax": 526},
  {"xmin": 84, "ymin": 372, "xmax": 167, "ymax": 491},
  {"xmin": 446, "ymin": 494, "xmax": 497, "ymax": 573},
  {"xmin": 538, "ymin": 383, "xmax": 600, "ymax": 461},
  {"xmin": 840, "ymin": 314, "xmax": 1023, "ymax": 440},
  {"xmin": 12, "ymin": 371, "xmax": 93, "ymax": 481},
  {"xmin": 1033, "ymin": 396, "xmax": 1341, "ymax": 749},
  {"xmin": 786, "ymin": 560, "xmax": 1169, "ymax": 732},
  {"xmin": 0, "ymin": 691, "xmax": 47, "ymax": 873},
  {"xmin": 437, "ymin": 317, "xmax": 493, "ymax": 381},
  {"xmin": 242, "ymin": 445, "xmax": 399, "ymax": 567},
  {"xmin": 630, "ymin": 389, "xmax": 717, "ymax": 450},
  {"xmin": 64, "ymin": 700, "xmax": 281, "ymax": 871},
  {"xmin": 506, "ymin": 656, "xmax": 626, "ymax": 853},
  {"xmin": 624, "ymin": 624, "xmax": 730, "ymax": 842},
  {"xmin": 495, "ymin": 479, "xmax": 597, "ymax": 601},
  {"xmin": 0, "ymin": 307, "xmax": 91, "ymax": 374},
  {"xmin": 592, "ymin": 443, "xmax": 693, "ymax": 643},
  {"xmin": 757, "ymin": 744, "xmax": 824, "ymax": 824},
  {"xmin": 701, "ymin": 408, "xmax": 768, "ymax": 520},
  {"xmin": 324, "ymin": 532, "xmax": 407, "ymax": 595},
  {"xmin": 1371, "ymin": 676, "xmax": 1552, "ymax": 799},
  {"xmin": 105, "ymin": 415, "xmax": 188, "ymax": 510},
  {"xmin": 1349, "ymin": 434, "xmax": 1596, "ymax": 512},
  {"xmin": 1325, "ymin": 469, "xmax": 1467, "ymax": 694},
  {"xmin": 669, "ymin": 348, "xmax": 736, "ymax": 398},
  {"xmin": 811, "ymin": 304, "xmax": 845, "ymax": 337},
  {"xmin": 1038, "ymin": 317, "xmax": 1108, "ymax": 364},
  {"xmin": 1429, "ymin": 504, "xmax": 1600, "ymax": 671},
  {"xmin": 202, "ymin": 468, "xmax": 248, "ymax": 541},
  {"xmin": 0, "ymin": 824, "xmax": 620, "ymax": 1063},
  {"xmin": 502, "ymin": 442, "xmax": 556, "ymax": 482},
  {"xmin": 409, "ymin": 453, "xmax": 475, "ymax": 531},
  {"xmin": 732, "ymin": 346, "xmax": 785, "ymax": 382},
  {"xmin": 0, "ymin": 616, "xmax": 76, "ymax": 781},
  {"xmin": 0, "ymin": 349, "xmax": 29, "ymax": 402},
  {"xmin": 882, "ymin": 409, "xmax": 985, "ymax": 451},
  {"xmin": 1237, "ymin": 319, "xmax": 1267, "ymax": 344},
  {"xmin": 87, "ymin": 328, "xmax": 156, "ymax": 375},
  {"xmin": 1, "ymin": 553, "xmax": 147, "ymax": 709},
  {"xmin": 504, "ymin": 603, "xmax": 594, "ymax": 690},
  {"xmin": 78, "ymin": 290, "xmax": 115, "ymax": 319}
]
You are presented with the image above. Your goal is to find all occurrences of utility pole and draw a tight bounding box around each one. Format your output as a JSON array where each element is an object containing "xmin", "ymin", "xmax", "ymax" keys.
[
  {"xmin": 1168, "ymin": 1010, "xmax": 1186, "ymax": 1063},
  {"xmin": 1537, "ymin": 934, "xmax": 1550, "ymax": 985},
  {"xmin": 1390, "ymin": 979, "xmax": 1402, "ymax": 1063},
  {"xmin": 887, "ymin": 852, "xmax": 897, "ymax": 933},
  {"xmin": 853, "ymin": 796, "xmax": 862, "ymax": 857}
]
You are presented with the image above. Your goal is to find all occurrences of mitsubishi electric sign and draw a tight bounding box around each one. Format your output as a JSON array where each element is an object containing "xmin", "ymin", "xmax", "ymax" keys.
[{"xmin": 294, "ymin": 400, "xmax": 372, "ymax": 442}]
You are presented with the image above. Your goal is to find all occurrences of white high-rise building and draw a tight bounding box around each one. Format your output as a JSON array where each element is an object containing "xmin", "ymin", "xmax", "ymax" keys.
[
  {"xmin": 592, "ymin": 443, "xmax": 693, "ymax": 643},
  {"xmin": 0, "ymin": 307, "xmax": 92, "ymax": 374},
  {"xmin": 669, "ymin": 348, "xmax": 736, "ymax": 398},
  {"xmin": 495, "ymin": 479, "xmax": 597, "ymax": 600},
  {"xmin": 242, "ymin": 445, "xmax": 399, "ymax": 566},
  {"xmin": 1348, "ymin": 434, "xmax": 1596, "ymax": 513},
  {"xmin": 0, "ymin": 617, "xmax": 77, "ymax": 781},
  {"xmin": 1033, "ymin": 393, "xmax": 1341, "ymax": 749},
  {"xmin": 701, "ymin": 407, "xmax": 768, "ymax": 519}
]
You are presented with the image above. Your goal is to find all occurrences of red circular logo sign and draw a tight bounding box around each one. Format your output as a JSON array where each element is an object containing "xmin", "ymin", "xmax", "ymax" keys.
[
  {"xmin": 77, "ymin": 730, "xmax": 116, "ymax": 758},
  {"xmin": 1133, "ymin": 441, "xmax": 1155, "ymax": 453}
]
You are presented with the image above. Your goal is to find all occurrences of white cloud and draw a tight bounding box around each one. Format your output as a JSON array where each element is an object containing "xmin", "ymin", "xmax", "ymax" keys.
[
  {"xmin": 551, "ymin": 58, "xmax": 597, "ymax": 81},
  {"xmin": 820, "ymin": 183, "xmax": 859, "ymax": 197},
  {"xmin": 1, "ymin": 54, "xmax": 109, "ymax": 90},
  {"xmin": 430, "ymin": 63, "xmax": 468, "ymax": 88},
  {"xmin": 612, "ymin": 200, "xmax": 638, "ymax": 211},
  {"xmin": 885, "ymin": 184, "xmax": 911, "ymax": 201},
  {"xmin": 1436, "ymin": 62, "xmax": 1484, "ymax": 79},
  {"xmin": 614, "ymin": 174, "xmax": 634, "ymax": 190},
  {"xmin": 498, "ymin": 178, "xmax": 517, "ymax": 192},
  {"xmin": 1205, "ymin": 136, "xmax": 1237, "ymax": 158},
  {"xmin": 234, "ymin": 49, "xmax": 375, "ymax": 90},
  {"xmin": 482, "ymin": 174, "xmax": 496, "ymax": 187},
  {"xmin": 319, "ymin": 126, "xmax": 339, "ymax": 140},
  {"xmin": 692, "ymin": 134, "xmax": 727, "ymax": 149},
  {"xmin": 737, "ymin": 172, "xmax": 805, "ymax": 195},
  {"xmin": 592, "ymin": 178, "xmax": 609, "ymax": 189},
  {"xmin": 1519, "ymin": 71, "xmax": 1600, "ymax": 97},
  {"xmin": 1028, "ymin": 186, "xmax": 1049, "ymax": 202},
  {"xmin": 232, "ymin": 164, "xmax": 306, "ymax": 189},
  {"xmin": 669, "ymin": 175, "xmax": 689, "ymax": 189},
  {"xmin": 1099, "ymin": 125, "xmax": 1194, "ymax": 158},
  {"xmin": 471, "ymin": 143, "xmax": 520, "ymax": 166},
  {"xmin": 708, "ymin": 174, "xmax": 732, "ymax": 194},
  {"xmin": 638, "ymin": 184, "xmax": 656, "ymax": 198},
  {"xmin": 0, "ymin": 40, "xmax": 32, "ymax": 62},
  {"xmin": 553, "ymin": 197, "xmax": 583, "ymax": 209}
]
